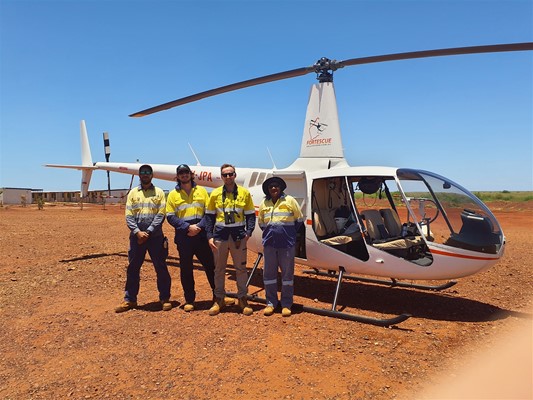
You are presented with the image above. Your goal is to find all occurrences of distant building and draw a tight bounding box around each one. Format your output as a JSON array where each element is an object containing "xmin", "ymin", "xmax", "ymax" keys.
[
  {"xmin": 31, "ymin": 189, "xmax": 131, "ymax": 204},
  {"xmin": 0, "ymin": 187, "xmax": 132, "ymax": 205},
  {"xmin": 0, "ymin": 187, "xmax": 34, "ymax": 206},
  {"xmin": 1, "ymin": 187, "xmax": 173, "ymax": 205}
]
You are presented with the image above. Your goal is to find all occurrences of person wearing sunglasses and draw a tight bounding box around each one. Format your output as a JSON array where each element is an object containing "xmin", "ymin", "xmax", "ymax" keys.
[
  {"xmin": 115, "ymin": 164, "xmax": 172, "ymax": 313},
  {"xmin": 258, "ymin": 176, "xmax": 303, "ymax": 317},
  {"xmin": 204, "ymin": 164, "xmax": 256, "ymax": 316},
  {"xmin": 166, "ymin": 164, "xmax": 233, "ymax": 312}
]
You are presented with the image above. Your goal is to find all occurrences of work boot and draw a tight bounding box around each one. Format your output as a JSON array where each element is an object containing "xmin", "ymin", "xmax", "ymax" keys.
[
  {"xmin": 209, "ymin": 298, "xmax": 225, "ymax": 316},
  {"xmin": 213, "ymin": 295, "xmax": 235, "ymax": 306},
  {"xmin": 183, "ymin": 303, "xmax": 194, "ymax": 312},
  {"xmin": 282, "ymin": 307, "xmax": 292, "ymax": 317},
  {"xmin": 263, "ymin": 305, "xmax": 275, "ymax": 316},
  {"xmin": 238, "ymin": 297, "xmax": 253, "ymax": 316},
  {"xmin": 161, "ymin": 300, "xmax": 172, "ymax": 311},
  {"xmin": 115, "ymin": 301, "xmax": 137, "ymax": 313},
  {"xmin": 224, "ymin": 296, "xmax": 236, "ymax": 306}
]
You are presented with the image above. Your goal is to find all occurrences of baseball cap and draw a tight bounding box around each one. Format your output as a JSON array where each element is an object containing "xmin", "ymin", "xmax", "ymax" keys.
[{"xmin": 176, "ymin": 164, "xmax": 192, "ymax": 174}]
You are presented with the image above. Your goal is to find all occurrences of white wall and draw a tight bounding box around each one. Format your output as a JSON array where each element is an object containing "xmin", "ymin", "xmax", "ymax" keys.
[{"xmin": 0, "ymin": 188, "xmax": 33, "ymax": 205}]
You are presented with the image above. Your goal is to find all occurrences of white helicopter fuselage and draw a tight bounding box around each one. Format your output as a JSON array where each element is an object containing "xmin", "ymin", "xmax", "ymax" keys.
[{"xmin": 62, "ymin": 156, "xmax": 504, "ymax": 282}]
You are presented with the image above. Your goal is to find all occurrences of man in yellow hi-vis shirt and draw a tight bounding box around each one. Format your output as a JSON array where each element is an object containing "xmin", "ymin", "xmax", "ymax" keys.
[
  {"xmin": 115, "ymin": 164, "xmax": 171, "ymax": 313},
  {"xmin": 204, "ymin": 164, "xmax": 256, "ymax": 316},
  {"xmin": 166, "ymin": 164, "xmax": 216, "ymax": 312}
]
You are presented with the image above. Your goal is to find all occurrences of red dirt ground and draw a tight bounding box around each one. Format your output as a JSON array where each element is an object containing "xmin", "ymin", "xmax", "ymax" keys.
[{"xmin": 0, "ymin": 202, "xmax": 532, "ymax": 399}]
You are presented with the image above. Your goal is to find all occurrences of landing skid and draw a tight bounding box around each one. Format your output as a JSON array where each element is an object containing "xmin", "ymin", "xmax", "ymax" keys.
[
  {"xmin": 303, "ymin": 268, "xmax": 457, "ymax": 291},
  {"xmin": 232, "ymin": 254, "xmax": 410, "ymax": 327}
]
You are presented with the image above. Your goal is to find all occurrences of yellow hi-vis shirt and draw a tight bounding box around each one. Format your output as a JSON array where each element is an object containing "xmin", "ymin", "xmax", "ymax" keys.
[
  {"xmin": 166, "ymin": 183, "xmax": 210, "ymax": 241},
  {"xmin": 125, "ymin": 185, "xmax": 166, "ymax": 236},
  {"xmin": 205, "ymin": 185, "xmax": 255, "ymax": 241},
  {"xmin": 258, "ymin": 194, "xmax": 304, "ymax": 248},
  {"xmin": 166, "ymin": 184, "xmax": 209, "ymax": 223}
]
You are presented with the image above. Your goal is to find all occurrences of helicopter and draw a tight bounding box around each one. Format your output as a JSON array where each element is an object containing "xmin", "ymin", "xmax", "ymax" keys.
[{"xmin": 48, "ymin": 42, "xmax": 533, "ymax": 326}]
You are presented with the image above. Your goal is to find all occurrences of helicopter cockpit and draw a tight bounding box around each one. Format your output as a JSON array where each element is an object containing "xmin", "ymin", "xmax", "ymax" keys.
[{"xmin": 311, "ymin": 168, "xmax": 505, "ymax": 265}]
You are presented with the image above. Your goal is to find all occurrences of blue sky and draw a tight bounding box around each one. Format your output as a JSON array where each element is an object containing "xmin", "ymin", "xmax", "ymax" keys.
[{"xmin": 1, "ymin": 0, "xmax": 532, "ymax": 192}]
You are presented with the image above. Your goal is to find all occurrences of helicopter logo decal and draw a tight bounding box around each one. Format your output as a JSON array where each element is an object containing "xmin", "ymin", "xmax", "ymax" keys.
[{"xmin": 307, "ymin": 117, "xmax": 332, "ymax": 146}]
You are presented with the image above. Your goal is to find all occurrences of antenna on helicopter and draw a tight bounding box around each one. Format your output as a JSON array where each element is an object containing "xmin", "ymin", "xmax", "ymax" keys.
[
  {"xmin": 102, "ymin": 132, "xmax": 111, "ymax": 195},
  {"xmin": 267, "ymin": 147, "xmax": 277, "ymax": 169},
  {"xmin": 188, "ymin": 143, "xmax": 202, "ymax": 166},
  {"xmin": 128, "ymin": 159, "xmax": 139, "ymax": 192}
]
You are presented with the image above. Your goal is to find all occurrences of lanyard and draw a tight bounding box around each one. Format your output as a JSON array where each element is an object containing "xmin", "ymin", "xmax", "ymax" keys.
[{"xmin": 222, "ymin": 186, "xmax": 238, "ymax": 214}]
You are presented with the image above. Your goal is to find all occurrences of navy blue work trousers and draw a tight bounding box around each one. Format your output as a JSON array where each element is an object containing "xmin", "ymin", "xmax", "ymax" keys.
[
  {"xmin": 176, "ymin": 235, "xmax": 215, "ymax": 303},
  {"xmin": 124, "ymin": 234, "xmax": 171, "ymax": 302},
  {"xmin": 263, "ymin": 245, "xmax": 295, "ymax": 309}
]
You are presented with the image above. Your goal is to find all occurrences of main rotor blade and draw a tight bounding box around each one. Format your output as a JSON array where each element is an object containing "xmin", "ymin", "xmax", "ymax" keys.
[
  {"xmin": 130, "ymin": 66, "xmax": 314, "ymax": 117},
  {"xmin": 130, "ymin": 42, "xmax": 533, "ymax": 118},
  {"xmin": 338, "ymin": 42, "xmax": 533, "ymax": 67}
]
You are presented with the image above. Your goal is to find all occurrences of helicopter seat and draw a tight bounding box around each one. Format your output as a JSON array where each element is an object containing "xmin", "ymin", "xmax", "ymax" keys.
[
  {"xmin": 380, "ymin": 208, "xmax": 425, "ymax": 243},
  {"xmin": 379, "ymin": 208, "xmax": 402, "ymax": 237},
  {"xmin": 312, "ymin": 209, "xmax": 336, "ymax": 239},
  {"xmin": 320, "ymin": 235, "xmax": 355, "ymax": 246},
  {"xmin": 361, "ymin": 209, "xmax": 424, "ymax": 259},
  {"xmin": 314, "ymin": 207, "xmax": 361, "ymax": 240},
  {"xmin": 314, "ymin": 209, "xmax": 366, "ymax": 258}
]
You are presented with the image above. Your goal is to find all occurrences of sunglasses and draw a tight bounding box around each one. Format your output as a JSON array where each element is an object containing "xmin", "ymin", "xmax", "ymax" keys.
[
  {"xmin": 268, "ymin": 183, "xmax": 280, "ymax": 189},
  {"xmin": 139, "ymin": 171, "xmax": 152, "ymax": 175},
  {"xmin": 221, "ymin": 172, "xmax": 235, "ymax": 177},
  {"xmin": 178, "ymin": 171, "xmax": 190, "ymax": 175}
]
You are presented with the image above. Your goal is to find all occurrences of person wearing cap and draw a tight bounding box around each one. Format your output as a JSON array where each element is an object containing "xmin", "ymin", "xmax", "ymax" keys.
[
  {"xmin": 166, "ymin": 164, "xmax": 222, "ymax": 311},
  {"xmin": 258, "ymin": 176, "xmax": 304, "ymax": 317},
  {"xmin": 204, "ymin": 163, "xmax": 256, "ymax": 316},
  {"xmin": 115, "ymin": 164, "xmax": 172, "ymax": 313}
]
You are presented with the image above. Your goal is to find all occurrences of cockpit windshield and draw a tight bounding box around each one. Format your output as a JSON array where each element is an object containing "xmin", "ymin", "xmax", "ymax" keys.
[{"xmin": 396, "ymin": 169, "xmax": 504, "ymax": 254}]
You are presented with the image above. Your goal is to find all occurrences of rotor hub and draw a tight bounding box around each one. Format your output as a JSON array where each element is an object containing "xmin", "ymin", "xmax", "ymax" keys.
[{"xmin": 313, "ymin": 57, "xmax": 343, "ymax": 83}]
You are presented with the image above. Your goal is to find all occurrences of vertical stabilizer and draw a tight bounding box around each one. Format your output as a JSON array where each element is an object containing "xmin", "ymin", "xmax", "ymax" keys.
[
  {"xmin": 80, "ymin": 120, "xmax": 93, "ymax": 166},
  {"xmin": 80, "ymin": 120, "xmax": 93, "ymax": 197},
  {"xmin": 299, "ymin": 82, "xmax": 344, "ymax": 159}
]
